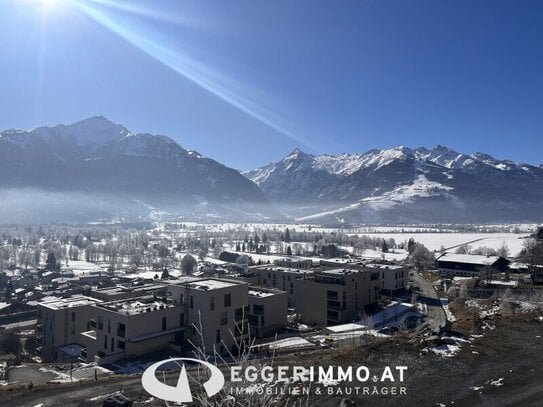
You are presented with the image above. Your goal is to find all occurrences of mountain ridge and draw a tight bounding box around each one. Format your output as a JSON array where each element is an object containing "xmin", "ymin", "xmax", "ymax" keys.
[
  {"xmin": 0, "ymin": 117, "xmax": 276, "ymax": 223},
  {"xmin": 244, "ymin": 145, "xmax": 543, "ymax": 224}
]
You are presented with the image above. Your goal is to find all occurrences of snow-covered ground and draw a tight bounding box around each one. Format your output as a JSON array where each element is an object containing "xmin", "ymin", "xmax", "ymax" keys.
[
  {"xmin": 264, "ymin": 337, "xmax": 314, "ymax": 350},
  {"xmin": 67, "ymin": 260, "xmax": 108, "ymax": 276},
  {"xmin": 347, "ymin": 232, "xmax": 529, "ymax": 256},
  {"xmin": 440, "ymin": 298, "xmax": 456, "ymax": 322}
]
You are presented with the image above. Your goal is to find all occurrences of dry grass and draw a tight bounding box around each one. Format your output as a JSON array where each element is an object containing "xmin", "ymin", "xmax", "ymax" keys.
[{"xmin": 448, "ymin": 298, "xmax": 481, "ymax": 335}]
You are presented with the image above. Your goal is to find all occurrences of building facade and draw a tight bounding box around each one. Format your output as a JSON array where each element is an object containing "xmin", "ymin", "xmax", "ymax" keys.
[
  {"xmin": 248, "ymin": 286, "xmax": 288, "ymax": 338},
  {"xmin": 295, "ymin": 268, "xmax": 380, "ymax": 327}
]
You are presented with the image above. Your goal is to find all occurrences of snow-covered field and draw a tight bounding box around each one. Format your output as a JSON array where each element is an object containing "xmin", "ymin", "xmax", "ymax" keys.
[{"xmin": 347, "ymin": 232, "xmax": 529, "ymax": 256}]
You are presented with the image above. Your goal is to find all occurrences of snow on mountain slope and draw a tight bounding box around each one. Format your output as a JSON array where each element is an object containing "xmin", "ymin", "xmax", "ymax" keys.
[{"xmin": 246, "ymin": 145, "xmax": 543, "ymax": 224}]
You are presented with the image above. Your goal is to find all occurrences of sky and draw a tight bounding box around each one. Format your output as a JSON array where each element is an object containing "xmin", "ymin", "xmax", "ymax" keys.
[{"xmin": 0, "ymin": 0, "xmax": 542, "ymax": 170}]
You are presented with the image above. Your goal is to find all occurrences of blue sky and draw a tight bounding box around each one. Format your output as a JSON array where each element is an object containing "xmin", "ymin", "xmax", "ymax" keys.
[{"xmin": 0, "ymin": 0, "xmax": 542, "ymax": 169}]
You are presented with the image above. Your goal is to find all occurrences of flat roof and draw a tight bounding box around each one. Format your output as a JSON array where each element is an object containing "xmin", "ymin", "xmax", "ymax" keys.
[
  {"xmin": 319, "ymin": 268, "xmax": 363, "ymax": 275},
  {"xmin": 186, "ymin": 279, "xmax": 240, "ymax": 290},
  {"xmin": 365, "ymin": 263, "xmax": 404, "ymax": 270},
  {"xmin": 94, "ymin": 284, "xmax": 164, "ymax": 294},
  {"xmin": 252, "ymin": 266, "xmax": 310, "ymax": 274},
  {"xmin": 39, "ymin": 295, "xmax": 102, "ymax": 310},
  {"xmin": 97, "ymin": 296, "xmax": 175, "ymax": 315},
  {"xmin": 437, "ymin": 253, "xmax": 504, "ymax": 266},
  {"xmin": 248, "ymin": 288, "xmax": 280, "ymax": 298}
]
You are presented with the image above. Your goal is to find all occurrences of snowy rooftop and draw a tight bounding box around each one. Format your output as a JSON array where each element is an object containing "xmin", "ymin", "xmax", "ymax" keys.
[
  {"xmin": 253, "ymin": 266, "xmax": 311, "ymax": 274},
  {"xmin": 94, "ymin": 284, "xmax": 164, "ymax": 295},
  {"xmin": 319, "ymin": 268, "xmax": 362, "ymax": 275},
  {"xmin": 186, "ymin": 279, "xmax": 241, "ymax": 291},
  {"xmin": 365, "ymin": 263, "xmax": 405, "ymax": 270},
  {"xmin": 39, "ymin": 295, "xmax": 102, "ymax": 310},
  {"xmin": 248, "ymin": 288, "xmax": 280, "ymax": 298},
  {"xmin": 437, "ymin": 252, "xmax": 503, "ymax": 266},
  {"xmin": 98, "ymin": 297, "xmax": 175, "ymax": 315}
]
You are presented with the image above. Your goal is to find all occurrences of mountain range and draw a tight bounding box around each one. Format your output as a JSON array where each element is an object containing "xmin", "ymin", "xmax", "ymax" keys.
[
  {"xmin": 0, "ymin": 117, "xmax": 274, "ymax": 223},
  {"xmin": 244, "ymin": 146, "xmax": 543, "ymax": 224},
  {"xmin": 1, "ymin": 116, "xmax": 542, "ymax": 224}
]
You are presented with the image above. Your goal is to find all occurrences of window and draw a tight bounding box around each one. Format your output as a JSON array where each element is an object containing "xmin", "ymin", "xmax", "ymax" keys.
[
  {"xmin": 224, "ymin": 294, "xmax": 231, "ymax": 307},
  {"xmin": 190, "ymin": 296, "xmax": 194, "ymax": 309},
  {"xmin": 180, "ymin": 313, "xmax": 185, "ymax": 325},
  {"xmin": 162, "ymin": 316, "xmax": 167, "ymax": 331},
  {"xmin": 107, "ymin": 319, "xmax": 111, "ymax": 334},
  {"xmin": 216, "ymin": 329, "xmax": 221, "ymax": 343},
  {"xmin": 104, "ymin": 335, "xmax": 108, "ymax": 350},
  {"xmin": 117, "ymin": 323, "xmax": 126, "ymax": 338},
  {"xmin": 210, "ymin": 296, "xmax": 215, "ymax": 311},
  {"xmin": 97, "ymin": 316, "xmax": 103, "ymax": 330},
  {"xmin": 70, "ymin": 325, "xmax": 75, "ymax": 335},
  {"xmin": 235, "ymin": 307, "xmax": 244, "ymax": 321},
  {"xmin": 111, "ymin": 337, "xmax": 114, "ymax": 352},
  {"xmin": 220, "ymin": 311, "xmax": 228, "ymax": 326},
  {"xmin": 253, "ymin": 304, "xmax": 264, "ymax": 315},
  {"xmin": 117, "ymin": 340, "xmax": 125, "ymax": 350}
]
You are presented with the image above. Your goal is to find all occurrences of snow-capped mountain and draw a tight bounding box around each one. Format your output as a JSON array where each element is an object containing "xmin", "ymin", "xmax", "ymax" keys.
[
  {"xmin": 244, "ymin": 146, "xmax": 543, "ymax": 224},
  {"xmin": 0, "ymin": 117, "xmax": 275, "ymax": 223}
]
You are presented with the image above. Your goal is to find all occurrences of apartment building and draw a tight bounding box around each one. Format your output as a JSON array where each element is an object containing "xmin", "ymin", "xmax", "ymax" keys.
[
  {"xmin": 166, "ymin": 278, "xmax": 249, "ymax": 355},
  {"xmin": 295, "ymin": 268, "xmax": 380, "ymax": 327},
  {"xmin": 79, "ymin": 295, "xmax": 186, "ymax": 364},
  {"xmin": 245, "ymin": 265, "xmax": 311, "ymax": 307},
  {"xmin": 36, "ymin": 278, "xmax": 289, "ymax": 364},
  {"xmin": 248, "ymin": 286, "xmax": 288, "ymax": 338},
  {"xmin": 36, "ymin": 295, "xmax": 102, "ymax": 362},
  {"xmin": 365, "ymin": 264, "xmax": 408, "ymax": 295}
]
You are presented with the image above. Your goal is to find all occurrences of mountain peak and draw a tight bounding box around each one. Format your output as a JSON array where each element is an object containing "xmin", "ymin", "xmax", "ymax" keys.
[
  {"xmin": 287, "ymin": 147, "xmax": 304, "ymax": 156},
  {"xmin": 65, "ymin": 116, "xmax": 129, "ymax": 145}
]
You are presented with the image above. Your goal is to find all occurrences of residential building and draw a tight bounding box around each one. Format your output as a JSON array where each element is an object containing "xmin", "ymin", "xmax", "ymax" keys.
[
  {"xmin": 36, "ymin": 295, "xmax": 102, "ymax": 362},
  {"xmin": 248, "ymin": 287, "xmax": 287, "ymax": 338},
  {"xmin": 245, "ymin": 265, "xmax": 311, "ymax": 307},
  {"xmin": 166, "ymin": 278, "xmax": 249, "ymax": 355},
  {"xmin": 295, "ymin": 268, "xmax": 380, "ymax": 327},
  {"xmin": 365, "ymin": 264, "xmax": 408, "ymax": 295},
  {"xmin": 80, "ymin": 295, "xmax": 186, "ymax": 364}
]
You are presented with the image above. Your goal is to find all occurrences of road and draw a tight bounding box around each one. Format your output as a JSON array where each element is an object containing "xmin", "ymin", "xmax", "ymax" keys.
[{"xmin": 412, "ymin": 272, "xmax": 448, "ymax": 334}]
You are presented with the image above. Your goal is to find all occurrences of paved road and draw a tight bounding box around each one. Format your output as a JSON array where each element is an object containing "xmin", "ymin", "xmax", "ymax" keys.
[{"xmin": 412, "ymin": 272, "xmax": 448, "ymax": 334}]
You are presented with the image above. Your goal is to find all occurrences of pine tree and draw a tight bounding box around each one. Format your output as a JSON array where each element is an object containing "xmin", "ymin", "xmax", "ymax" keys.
[{"xmin": 45, "ymin": 252, "xmax": 60, "ymax": 272}]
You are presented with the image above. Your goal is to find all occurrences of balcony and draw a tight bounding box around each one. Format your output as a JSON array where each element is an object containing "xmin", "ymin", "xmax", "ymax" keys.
[{"xmin": 81, "ymin": 330, "xmax": 97, "ymax": 340}]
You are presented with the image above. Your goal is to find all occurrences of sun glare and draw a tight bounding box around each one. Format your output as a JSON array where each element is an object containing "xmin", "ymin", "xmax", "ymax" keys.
[{"xmin": 33, "ymin": 0, "xmax": 65, "ymax": 11}]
